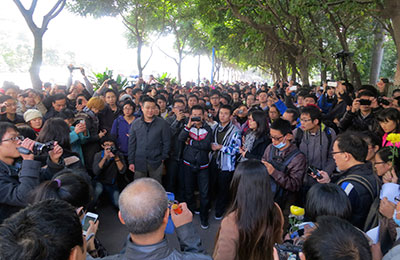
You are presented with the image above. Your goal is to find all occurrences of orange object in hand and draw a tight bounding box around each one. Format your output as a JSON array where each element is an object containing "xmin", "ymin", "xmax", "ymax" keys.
[{"xmin": 172, "ymin": 204, "xmax": 182, "ymax": 214}]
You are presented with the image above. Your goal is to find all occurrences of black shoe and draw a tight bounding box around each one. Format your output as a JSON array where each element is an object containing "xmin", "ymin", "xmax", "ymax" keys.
[{"xmin": 200, "ymin": 220, "xmax": 209, "ymax": 229}]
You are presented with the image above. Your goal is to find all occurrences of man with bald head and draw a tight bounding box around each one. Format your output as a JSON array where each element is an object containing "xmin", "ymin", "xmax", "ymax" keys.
[{"xmin": 103, "ymin": 178, "xmax": 212, "ymax": 260}]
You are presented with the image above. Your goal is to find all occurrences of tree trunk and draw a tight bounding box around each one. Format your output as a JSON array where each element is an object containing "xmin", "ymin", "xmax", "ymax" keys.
[
  {"xmin": 197, "ymin": 54, "xmax": 201, "ymax": 85},
  {"xmin": 369, "ymin": 23, "xmax": 385, "ymax": 85},
  {"xmin": 297, "ymin": 57, "xmax": 310, "ymax": 86},
  {"xmin": 321, "ymin": 64, "xmax": 327, "ymax": 83},
  {"xmin": 30, "ymin": 33, "xmax": 43, "ymax": 91},
  {"xmin": 137, "ymin": 39, "xmax": 143, "ymax": 77},
  {"xmin": 288, "ymin": 55, "xmax": 297, "ymax": 82},
  {"xmin": 386, "ymin": 0, "xmax": 400, "ymax": 85},
  {"xmin": 280, "ymin": 60, "xmax": 287, "ymax": 81}
]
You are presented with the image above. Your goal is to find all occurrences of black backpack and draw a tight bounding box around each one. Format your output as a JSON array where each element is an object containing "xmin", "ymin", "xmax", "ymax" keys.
[
  {"xmin": 268, "ymin": 146, "xmax": 302, "ymax": 203},
  {"xmin": 337, "ymin": 174, "xmax": 380, "ymax": 231}
]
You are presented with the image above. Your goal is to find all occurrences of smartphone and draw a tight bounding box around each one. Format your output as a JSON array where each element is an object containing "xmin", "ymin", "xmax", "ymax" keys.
[
  {"xmin": 79, "ymin": 120, "xmax": 85, "ymax": 124},
  {"xmin": 327, "ymin": 81, "xmax": 337, "ymax": 87},
  {"xmin": 308, "ymin": 166, "xmax": 323, "ymax": 180},
  {"xmin": 77, "ymin": 99, "xmax": 83, "ymax": 105},
  {"xmin": 289, "ymin": 85, "xmax": 297, "ymax": 91},
  {"xmin": 82, "ymin": 212, "xmax": 98, "ymax": 235},
  {"xmin": 165, "ymin": 192, "xmax": 176, "ymax": 234},
  {"xmin": 0, "ymin": 106, "xmax": 6, "ymax": 113}
]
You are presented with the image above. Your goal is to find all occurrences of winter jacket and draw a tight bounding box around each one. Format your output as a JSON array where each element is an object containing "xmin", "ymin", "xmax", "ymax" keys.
[
  {"xmin": 111, "ymin": 115, "xmax": 135, "ymax": 156},
  {"xmin": 336, "ymin": 162, "xmax": 378, "ymax": 230},
  {"xmin": 318, "ymin": 93, "xmax": 336, "ymax": 114},
  {"xmin": 178, "ymin": 123, "xmax": 212, "ymax": 169},
  {"xmin": 128, "ymin": 116, "xmax": 171, "ymax": 172},
  {"xmin": 0, "ymin": 158, "xmax": 64, "ymax": 223},
  {"xmin": 69, "ymin": 125, "xmax": 90, "ymax": 164},
  {"xmin": 212, "ymin": 122, "xmax": 241, "ymax": 172},
  {"xmin": 339, "ymin": 108, "xmax": 380, "ymax": 133},
  {"xmin": 262, "ymin": 144, "xmax": 306, "ymax": 193},
  {"xmin": 166, "ymin": 114, "xmax": 186, "ymax": 161},
  {"xmin": 244, "ymin": 133, "xmax": 271, "ymax": 161},
  {"xmin": 101, "ymin": 222, "xmax": 212, "ymax": 260},
  {"xmin": 293, "ymin": 125, "xmax": 336, "ymax": 175},
  {"xmin": 99, "ymin": 105, "xmax": 122, "ymax": 133},
  {"xmin": 93, "ymin": 150, "xmax": 126, "ymax": 185}
]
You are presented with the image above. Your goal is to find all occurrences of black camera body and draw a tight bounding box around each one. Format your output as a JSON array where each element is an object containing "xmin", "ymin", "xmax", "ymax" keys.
[
  {"xmin": 33, "ymin": 141, "xmax": 55, "ymax": 154},
  {"xmin": 109, "ymin": 146, "xmax": 118, "ymax": 155},
  {"xmin": 377, "ymin": 97, "xmax": 390, "ymax": 106},
  {"xmin": 334, "ymin": 50, "xmax": 354, "ymax": 59},
  {"xmin": 191, "ymin": 117, "xmax": 201, "ymax": 122},
  {"xmin": 359, "ymin": 99, "xmax": 372, "ymax": 106}
]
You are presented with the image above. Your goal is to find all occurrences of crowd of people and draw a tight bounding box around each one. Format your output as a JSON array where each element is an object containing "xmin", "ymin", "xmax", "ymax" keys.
[{"xmin": 0, "ymin": 68, "xmax": 399, "ymax": 260}]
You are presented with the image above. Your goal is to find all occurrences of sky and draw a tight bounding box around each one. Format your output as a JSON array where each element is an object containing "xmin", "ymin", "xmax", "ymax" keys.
[{"xmin": 0, "ymin": 1, "xmax": 263, "ymax": 89}]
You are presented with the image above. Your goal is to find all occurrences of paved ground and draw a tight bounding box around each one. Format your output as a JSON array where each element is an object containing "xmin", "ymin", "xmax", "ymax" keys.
[{"xmin": 96, "ymin": 201, "xmax": 221, "ymax": 256}]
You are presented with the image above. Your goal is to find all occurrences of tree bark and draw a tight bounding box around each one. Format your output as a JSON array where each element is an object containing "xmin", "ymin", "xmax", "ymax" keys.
[
  {"xmin": 197, "ymin": 54, "xmax": 201, "ymax": 86},
  {"xmin": 30, "ymin": 33, "xmax": 43, "ymax": 90},
  {"xmin": 137, "ymin": 38, "xmax": 143, "ymax": 77},
  {"xmin": 297, "ymin": 56, "xmax": 310, "ymax": 86},
  {"xmin": 386, "ymin": 0, "xmax": 400, "ymax": 85},
  {"xmin": 369, "ymin": 23, "xmax": 385, "ymax": 85}
]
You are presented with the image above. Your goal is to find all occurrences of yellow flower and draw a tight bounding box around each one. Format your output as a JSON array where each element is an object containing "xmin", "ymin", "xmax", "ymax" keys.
[
  {"xmin": 387, "ymin": 133, "xmax": 400, "ymax": 144},
  {"xmin": 290, "ymin": 205, "xmax": 305, "ymax": 216}
]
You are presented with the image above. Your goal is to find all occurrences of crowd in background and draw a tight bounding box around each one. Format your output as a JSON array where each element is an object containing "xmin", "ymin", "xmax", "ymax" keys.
[{"xmin": 0, "ymin": 67, "xmax": 400, "ymax": 260}]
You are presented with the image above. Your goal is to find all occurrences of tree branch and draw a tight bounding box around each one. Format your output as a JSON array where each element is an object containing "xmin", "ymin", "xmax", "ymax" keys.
[
  {"xmin": 158, "ymin": 47, "xmax": 179, "ymax": 65},
  {"xmin": 42, "ymin": 0, "xmax": 66, "ymax": 31},
  {"xmin": 29, "ymin": 0, "xmax": 38, "ymax": 13}
]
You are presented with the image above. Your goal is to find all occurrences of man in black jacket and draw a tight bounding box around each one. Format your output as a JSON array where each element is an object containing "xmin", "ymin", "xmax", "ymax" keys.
[
  {"xmin": 315, "ymin": 132, "xmax": 378, "ymax": 230},
  {"xmin": 0, "ymin": 122, "xmax": 63, "ymax": 222},
  {"xmin": 178, "ymin": 105, "xmax": 212, "ymax": 229},
  {"xmin": 128, "ymin": 97, "xmax": 171, "ymax": 183},
  {"xmin": 165, "ymin": 99, "xmax": 186, "ymax": 200}
]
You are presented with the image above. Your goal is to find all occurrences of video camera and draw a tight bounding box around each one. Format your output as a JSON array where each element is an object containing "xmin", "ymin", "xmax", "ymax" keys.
[{"xmin": 18, "ymin": 141, "xmax": 55, "ymax": 155}]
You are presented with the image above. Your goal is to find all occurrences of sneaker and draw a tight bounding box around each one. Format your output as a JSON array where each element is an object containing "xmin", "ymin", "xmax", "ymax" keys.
[
  {"xmin": 200, "ymin": 221, "xmax": 209, "ymax": 230},
  {"xmin": 214, "ymin": 215, "xmax": 223, "ymax": 220},
  {"xmin": 194, "ymin": 209, "xmax": 200, "ymax": 215}
]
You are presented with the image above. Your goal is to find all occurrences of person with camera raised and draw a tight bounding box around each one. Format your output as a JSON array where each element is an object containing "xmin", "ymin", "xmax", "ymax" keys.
[
  {"xmin": 339, "ymin": 90, "xmax": 380, "ymax": 132},
  {"xmin": 0, "ymin": 122, "xmax": 63, "ymax": 223},
  {"xmin": 178, "ymin": 105, "xmax": 212, "ymax": 229},
  {"xmin": 93, "ymin": 135, "xmax": 126, "ymax": 209}
]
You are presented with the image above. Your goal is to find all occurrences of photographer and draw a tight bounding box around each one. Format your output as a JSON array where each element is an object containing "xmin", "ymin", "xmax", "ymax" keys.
[
  {"xmin": 67, "ymin": 65, "xmax": 94, "ymax": 98},
  {"xmin": 93, "ymin": 135, "xmax": 126, "ymax": 208},
  {"xmin": 0, "ymin": 95, "xmax": 25, "ymax": 124},
  {"xmin": 0, "ymin": 122, "xmax": 63, "ymax": 222}
]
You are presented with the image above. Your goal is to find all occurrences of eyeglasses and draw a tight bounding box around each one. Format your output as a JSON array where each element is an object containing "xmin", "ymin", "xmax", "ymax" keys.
[
  {"xmin": 300, "ymin": 118, "xmax": 312, "ymax": 123},
  {"xmin": 374, "ymin": 161, "xmax": 386, "ymax": 165},
  {"xmin": 331, "ymin": 151, "xmax": 344, "ymax": 155},
  {"xmin": 1, "ymin": 135, "xmax": 24, "ymax": 143},
  {"xmin": 271, "ymin": 135, "xmax": 284, "ymax": 141}
]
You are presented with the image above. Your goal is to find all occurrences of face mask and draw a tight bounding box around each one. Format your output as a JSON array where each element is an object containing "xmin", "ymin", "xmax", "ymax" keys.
[
  {"xmin": 273, "ymin": 137, "xmax": 286, "ymax": 149},
  {"xmin": 393, "ymin": 210, "xmax": 400, "ymax": 227}
]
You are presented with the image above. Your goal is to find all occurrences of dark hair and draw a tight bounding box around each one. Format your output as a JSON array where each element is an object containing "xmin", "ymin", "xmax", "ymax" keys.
[
  {"xmin": 58, "ymin": 108, "xmax": 75, "ymax": 120},
  {"xmin": 188, "ymin": 94, "xmax": 199, "ymax": 101},
  {"xmin": 219, "ymin": 104, "xmax": 233, "ymax": 115},
  {"xmin": 224, "ymin": 160, "xmax": 283, "ymax": 260},
  {"xmin": 360, "ymin": 130, "xmax": 381, "ymax": 149},
  {"xmin": 155, "ymin": 95, "xmax": 166, "ymax": 103},
  {"xmin": 301, "ymin": 106, "xmax": 321, "ymax": 125},
  {"xmin": 52, "ymin": 93, "xmax": 67, "ymax": 102},
  {"xmin": 31, "ymin": 171, "xmax": 91, "ymax": 209},
  {"xmin": 141, "ymin": 96, "xmax": 156, "ymax": 106},
  {"xmin": 305, "ymin": 183, "xmax": 352, "ymax": 222},
  {"xmin": 303, "ymin": 216, "xmax": 372, "ymax": 260},
  {"xmin": 359, "ymin": 85, "xmax": 379, "ymax": 97},
  {"xmin": 191, "ymin": 104, "xmax": 205, "ymax": 114},
  {"xmin": 17, "ymin": 125, "xmax": 37, "ymax": 140},
  {"xmin": 37, "ymin": 118, "xmax": 71, "ymax": 150},
  {"xmin": 132, "ymin": 88, "xmax": 142, "ymax": 95},
  {"xmin": 250, "ymin": 110, "xmax": 268, "ymax": 137},
  {"xmin": 270, "ymin": 118, "xmax": 292, "ymax": 136},
  {"xmin": 210, "ymin": 90, "xmax": 221, "ymax": 97},
  {"xmin": 0, "ymin": 122, "xmax": 18, "ymax": 140},
  {"xmin": 172, "ymin": 99, "xmax": 185, "ymax": 107},
  {"xmin": 392, "ymin": 89, "xmax": 400, "ymax": 96},
  {"xmin": 105, "ymin": 88, "xmax": 118, "ymax": 97},
  {"xmin": 122, "ymin": 100, "xmax": 136, "ymax": 112},
  {"xmin": 100, "ymin": 134, "xmax": 116, "ymax": 145},
  {"xmin": 335, "ymin": 133, "xmax": 368, "ymax": 162},
  {"xmin": 377, "ymin": 147, "xmax": 400, "ymax": 175},
  {"xmin": 0, "ymin": 199, "xmax": 84, "ymax": 260},
  {"xmin": 304, "ymin": 94, "xmax": 318, "ymax": 104},
  {"xmin": 377, "ymin": 108, "xmax": 400, "ymax": 132},
  {"xmin": 0, "ymin": 95, "xmax": 15, "ymax": 104},
  {"xmin": 357, "ymin": 90, "xmax": 376, "ymax": 99},
  {"xmin": 285, "ymin": 108, "xmax": 299, "ymax": 122}
]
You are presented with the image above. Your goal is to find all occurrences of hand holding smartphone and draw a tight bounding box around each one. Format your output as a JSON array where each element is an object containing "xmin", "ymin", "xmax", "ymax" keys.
[{"xmin": 82, "ymin": 212, "xmax": 98, "ymax": 236}]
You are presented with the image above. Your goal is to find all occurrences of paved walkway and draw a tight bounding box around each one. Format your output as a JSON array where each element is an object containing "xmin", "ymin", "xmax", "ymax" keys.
[{"xmin": 96, "ymin": 202, "xmax": 221, "ymax": 256}]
